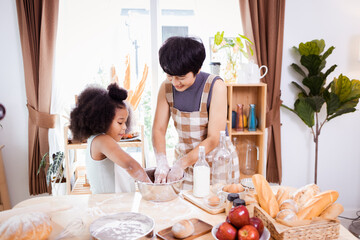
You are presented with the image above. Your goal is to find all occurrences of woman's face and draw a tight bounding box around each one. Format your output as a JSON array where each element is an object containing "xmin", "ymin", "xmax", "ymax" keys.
[
  {"xmin": 166, "ymin": 72, "xmax": 197, "ymax": 92},
  {"xmin": 106, "ymin": 107, "xmax": 128, "ymax": 142}
]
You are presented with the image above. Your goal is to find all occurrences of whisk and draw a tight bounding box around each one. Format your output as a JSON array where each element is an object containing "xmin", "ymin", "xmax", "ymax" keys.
[{"xmin": 55, "ymin": 217, "xmax": 85, "ymax": 240}]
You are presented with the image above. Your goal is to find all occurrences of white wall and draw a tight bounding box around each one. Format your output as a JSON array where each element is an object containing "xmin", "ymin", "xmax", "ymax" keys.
[
  {"xmin": 0, "ymin": 0, "xmax": 30, "ymax": 206},
  {"xmin": 1, "ymin": 0, "xmax": 359, "ymax": 214},
  {"xmin": 281, "ymin": 0, "xmax": 360, "ymax": 213}
]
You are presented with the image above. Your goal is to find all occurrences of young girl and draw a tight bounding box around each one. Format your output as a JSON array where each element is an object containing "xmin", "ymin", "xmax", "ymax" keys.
[{"xmin": 70, "ymin": 83, "xmax": 151, "ymax": 194}]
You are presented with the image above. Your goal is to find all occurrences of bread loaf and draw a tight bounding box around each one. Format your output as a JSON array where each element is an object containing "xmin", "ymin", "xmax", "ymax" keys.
[
  {"xmin": 0, "ymin": 212, "xmax": 52, "ymax": 240},
  {"xmin": 320, "ymin": 203, "xmax": 344, "ymax": 220},
  {"xmin": 252, "ymin": 174, "xmax": 279, "ymax": 218},
  {"xmin": 276, "ymin": 187, "xmax": 290, "ymax": 205},
  {"xmin": 297, "ymin": 190, "xmax": 339, "ymax": 220},
  {"xmin": 171, "ymin": 219, "xmax": 194, "ymax": 238},
  {"xmin": 279, "ymin": 199, "xmax": 298, "ymax": 213},
  {"xmin": 276, "ymin": 209, "xmax": 298, "ymax": 222},
  {"xmin": 223, "ymin": 183, "xmax": 245, "ymax": 193},
  {"xmin": 292, "ymin": 183, "xmax": 320, "ymax": 209}
]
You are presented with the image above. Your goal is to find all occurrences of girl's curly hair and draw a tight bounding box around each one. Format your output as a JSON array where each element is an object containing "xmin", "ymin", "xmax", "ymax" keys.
[{"xmin": 69, "ymin": 83, "xmax": 135, "ymax": 142}]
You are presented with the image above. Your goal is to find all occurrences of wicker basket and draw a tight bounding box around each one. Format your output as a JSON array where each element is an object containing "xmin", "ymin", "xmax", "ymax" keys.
[{"xmin": 253, "ymin": 205, "xmax": 340, "ymax": 240}]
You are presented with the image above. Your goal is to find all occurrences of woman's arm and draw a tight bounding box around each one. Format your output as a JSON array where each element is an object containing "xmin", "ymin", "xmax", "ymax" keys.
[
  {"xmin": 92, "ymin": 135, "xmax": 151, "ymax": 183},
  {"xmin": 167, "ymin": 79, "xmax": 227, "ymax": 181},
  {"xmin": 152, "ymin": 81, "xmax": 171, "ymax": 156},
  {"xmin": 152, "ymin": 81, "xmax": 171, "ymax": 183}
]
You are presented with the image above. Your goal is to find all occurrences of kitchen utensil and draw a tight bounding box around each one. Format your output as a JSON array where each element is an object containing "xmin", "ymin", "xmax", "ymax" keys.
[
  {"xmin": 241, "ymin": 178, "xmax": 255, "ymax": 190},
  {"xmin": 136, "ymin": 168, "xmax": 184, "ymax": 202},
  {"xmin": 241, "ymin": 143, "xmax": 259, "ymax": 175},
  {"xmin": 55, "ymin": 217, "xmax": 85, "ymax": 240},
  {"xmin": 245, "ymin": 60, "xmax": 268, "ymax": 83},
  {"xmin": 182, "ymin": 190, "xmax": 225, "ymax": 214},
  {"xmin": 212, "ymin": 223, "xmax": 270, "ymax": 240},
  {"xmin": 157, "ymin": 218, "xmax": 212, "ymax": 240},
  {"xmin": 90, "ymin": 212, "xmax": 154, "ymax": 240}
]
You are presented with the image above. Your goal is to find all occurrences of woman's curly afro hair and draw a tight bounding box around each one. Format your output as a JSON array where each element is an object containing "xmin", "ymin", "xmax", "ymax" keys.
[{"xmin": 69, "ymin": 83, "xmax": 134, "ymax": 142}]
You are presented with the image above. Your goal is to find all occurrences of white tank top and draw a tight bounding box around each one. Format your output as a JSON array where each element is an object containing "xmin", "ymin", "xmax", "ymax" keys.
[
  {"xmin": 86, "ymin": 135, "xmax": 115, "ymax": 194},
  {"xmin": 86, "ymin": 135, "xmax": 136, "ymax": 194}
]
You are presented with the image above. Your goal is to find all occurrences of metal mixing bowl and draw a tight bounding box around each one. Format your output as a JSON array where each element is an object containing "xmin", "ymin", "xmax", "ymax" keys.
[{"xmin": 136, "ymin": 167, "xmax": 184, "ymax": 202}]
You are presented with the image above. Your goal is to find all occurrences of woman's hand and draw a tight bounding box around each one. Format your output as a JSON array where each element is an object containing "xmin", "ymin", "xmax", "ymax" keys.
[
  {"xmin": 154, "ymin": 154, "xmax": 170, "ymax": 183},
  {"xmin": 167, "ymin": 159, "xmax": 184, "ymax": 182}
]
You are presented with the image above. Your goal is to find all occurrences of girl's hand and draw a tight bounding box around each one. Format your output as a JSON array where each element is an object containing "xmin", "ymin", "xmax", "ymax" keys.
[{"xmin": 154, "ymin": 154, "xmax": 169, "ymax": 184}]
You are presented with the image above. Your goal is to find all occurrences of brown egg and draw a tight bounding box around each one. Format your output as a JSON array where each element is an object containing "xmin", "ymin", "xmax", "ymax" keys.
[
  {"xmin": 207, "ymin": 196, "xmax": 220, "ymax": 207},
  {"xmin": 171, "ymin": 219, "xmax": 194, "ymax": 238}
]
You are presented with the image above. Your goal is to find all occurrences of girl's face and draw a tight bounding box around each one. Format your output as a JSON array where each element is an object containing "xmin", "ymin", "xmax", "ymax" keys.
[
  {"xmin": 106, "ymin": 107, "xmax": 128, "ymax": 142},
  {"xmin": 166, "ymin": 72, "xmax": 197, "ymax": 92}
]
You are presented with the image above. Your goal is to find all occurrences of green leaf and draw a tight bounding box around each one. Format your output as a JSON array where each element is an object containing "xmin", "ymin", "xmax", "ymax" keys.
[
  {"xmin": 291, "ymin": 63, "xmax": 306, "ymax": 78},
  {"xmin": 305, "ymin": 96, "xmax": 325, "ymax": 112},
  {"xmin": 303, "ymin": 75, "xmax": 326, "ymax": 96},
  {"xmin": 238, "ymin": 34, "xmax": 253, "ymax": 45},
  {"xmin": 323, "ymin": 64, "xmax": 337, "ymax": 79},
  {"xmin": 37, "ymin": 152, "xmax": 48, "ymax": 175},
  {"xmin": 298, "ymin": 40, "xmax": 324, "ymax": 56},
  {"xmin": 327, "ymin": 107, "xmax": 356, "ymax": 121},
  {"xmin": 346, "ymin": 79, "xmax": 360, "ymax": 102},
  {"xmin": 294, "ymin": 99, "xmax": 315, "ymax": 127},
  {"xmin": 214, "ymin": 31, "xmax": 224, "ymax": 45},
  {"xmin": 300, "ymin": 55, "xmax": 322, "ymax": 76},
  {"xmin": 339, "ymin": 99, "xmax": 359, "ymax": 111},
  {"xmin": 313, "ymin": 39, "xmax": 325, "ymax": 53},
  {"xmin": 321, "ymin": 46, "xmax": 335, "ymax": 61},
  {"xmin": 330, "ymin": 74, "xmax": 360, "ymax": 103},
  {"xmin": 325, "ymin": 92, "xmax": 340, "ymax": 115},
  {"xmin": 291, "ymin": 81, "xmax": 308, "ymax": 96}
]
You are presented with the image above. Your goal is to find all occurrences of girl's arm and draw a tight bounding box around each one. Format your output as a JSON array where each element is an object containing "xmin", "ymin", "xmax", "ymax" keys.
[
  {"xmin": 92, "ymin": 135, "xmax": 151, "ymax": 183},
  {"xmin": 167, "ymin": 79, "xmax": 227, "ymax": 182}
]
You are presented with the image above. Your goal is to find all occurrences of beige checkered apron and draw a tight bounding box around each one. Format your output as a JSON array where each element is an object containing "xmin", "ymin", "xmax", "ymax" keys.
[{"xmin": 165, "ymin": 75, "xmax": 240, "ymax": 190}]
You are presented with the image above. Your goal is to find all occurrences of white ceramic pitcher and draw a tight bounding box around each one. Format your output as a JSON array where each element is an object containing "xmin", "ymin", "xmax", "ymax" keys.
[{"xmin": 242, "ymin": 60, "xmax": 268, "ymax": 83}]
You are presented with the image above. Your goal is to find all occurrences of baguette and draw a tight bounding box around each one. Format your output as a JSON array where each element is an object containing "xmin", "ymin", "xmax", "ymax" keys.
[
  {"xmin": 297, "ymin": 190, "xmax": 339, "ymax": 220},
  {"xmin": 276, "ymin": 187, "xmax": 290, "ymax": 205},
  {"xmin": 319, "ymin": 203, "xmax": 344, "ymax": 220},
  {"xmin": 292, "ymin": 183, "xmax": 320, "ymax": 209},
  {"xmin": 252, "ymin": 174, "xmax": 279, "ymax": 218}
]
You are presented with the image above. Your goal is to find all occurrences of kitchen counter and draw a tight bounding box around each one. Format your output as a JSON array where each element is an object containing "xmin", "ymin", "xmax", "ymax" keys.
[{"xmin": 10, "ymin": 192, "xmax": 358, "ymax": 239}]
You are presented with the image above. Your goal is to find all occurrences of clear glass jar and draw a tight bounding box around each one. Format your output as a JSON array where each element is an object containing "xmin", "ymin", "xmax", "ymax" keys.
[{"xmin": 212, "ymin": 131, "xmax": 232, "ymax": 194}]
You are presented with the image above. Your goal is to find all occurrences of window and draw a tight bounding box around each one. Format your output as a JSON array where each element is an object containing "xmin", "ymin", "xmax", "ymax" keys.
[{"xmin": 55, "ymin": 0, "xmax": 243, "ymax": 166}]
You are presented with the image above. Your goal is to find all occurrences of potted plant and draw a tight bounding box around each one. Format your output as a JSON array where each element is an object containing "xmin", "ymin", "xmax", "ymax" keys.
[
  {"xmin": 212, "ymin": 31, "xmax": 254, "ymax": 82},
  {"xmin": 282, "ymin": 39, "xmax": 360, "ymax": 184},
  {"xmin": 37, "ymin": 151, "xmax": 66, "ymax": 195}
]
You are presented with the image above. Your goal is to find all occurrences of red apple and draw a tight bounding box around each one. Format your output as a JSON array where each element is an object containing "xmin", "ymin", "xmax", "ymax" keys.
[
  {"xmin": 216, "ymin": 222, "xmax": 237, "ymax": 240},
  {"xmin": 249, "ymin": 217, "xmax": 264, "ymax": 236},
  {"xmin": 226, "ymin": 216, "xmax": 231, "ymax": 224},
  {"xmin": 238, "ymin": 225, "xmax": 259, "ymax": 240},
  {"xmin": 228, "ymin": 205, "xmax": 250, "ymax": 228}
]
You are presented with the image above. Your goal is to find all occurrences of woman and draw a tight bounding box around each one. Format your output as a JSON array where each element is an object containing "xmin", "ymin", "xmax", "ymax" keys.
[{"xmin": 152, "ymin": 36, "xmax": 239, "ymax": 188}]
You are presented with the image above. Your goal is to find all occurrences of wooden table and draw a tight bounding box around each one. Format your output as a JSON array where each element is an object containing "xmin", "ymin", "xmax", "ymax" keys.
[{"xmin": 8, "ymin": 192, "xmax": 357, "ymax": 240}]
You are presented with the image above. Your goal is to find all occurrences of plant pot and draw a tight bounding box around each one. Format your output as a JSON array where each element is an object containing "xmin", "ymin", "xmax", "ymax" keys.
[{"xmin": 51, "ymin": 182, "xmax": 66, "ymax": 196}]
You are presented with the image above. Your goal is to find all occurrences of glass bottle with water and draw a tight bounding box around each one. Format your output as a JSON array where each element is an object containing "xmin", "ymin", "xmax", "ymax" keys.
[
  {"xmin": 193, "ymin": 146, "xmax": 210, "ymax": 197},
  {"xmin": 212, "ymin": 131, "xmax": 232, "ymax": 194}
]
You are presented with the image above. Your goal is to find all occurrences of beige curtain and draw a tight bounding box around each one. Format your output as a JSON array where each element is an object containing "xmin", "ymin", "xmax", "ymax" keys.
[
  {"xmin": 16, "ymin": 0, "xmax": 59, "ymax": 194},
  {"xmin": 239, "ymin": 0, "xmax": 286, "ymax": 183}
]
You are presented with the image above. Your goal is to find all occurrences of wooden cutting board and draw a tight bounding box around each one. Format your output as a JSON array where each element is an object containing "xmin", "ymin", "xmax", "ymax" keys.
[
  {"xmin": 157, "ymin": 218, "xmax": 212, "ymax": 240},
  {"xmin": 182, "ymin": 190, "xmax": 225, "ymax": 215}
]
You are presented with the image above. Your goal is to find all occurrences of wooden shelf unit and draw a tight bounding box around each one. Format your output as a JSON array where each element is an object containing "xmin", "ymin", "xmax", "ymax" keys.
[
  {"xmin": 226, "ymin": 83, "xmax": 267, "ymax": 178},
  {"xmin": 64, "ymin": 125, "xmax": 145, "ymax": 195},
  {"xmin": 0, "ymin": 145, "xmax": 11, "ymax": 210}
]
